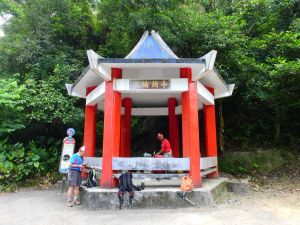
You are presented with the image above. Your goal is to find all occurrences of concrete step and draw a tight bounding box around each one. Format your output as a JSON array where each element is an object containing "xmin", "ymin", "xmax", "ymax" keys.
[{"xmin": 81, "ymin": 177, "xmax": 228, "ymax": 210}]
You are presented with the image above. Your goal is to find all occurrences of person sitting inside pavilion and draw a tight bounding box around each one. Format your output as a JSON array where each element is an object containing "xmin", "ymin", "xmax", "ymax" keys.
[{"xmin": 155, "ymin": 132, "xmax": 173, "ymax": 158}]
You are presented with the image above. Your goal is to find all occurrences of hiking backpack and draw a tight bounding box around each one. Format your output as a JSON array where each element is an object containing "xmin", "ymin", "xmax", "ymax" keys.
[
  {"xmin": 86, "ymin": 169, "xmax": 97, "ymax": 187},
  {"xmin": 180, "ymin": 176, "xmax": 193, "ymax": 192}
]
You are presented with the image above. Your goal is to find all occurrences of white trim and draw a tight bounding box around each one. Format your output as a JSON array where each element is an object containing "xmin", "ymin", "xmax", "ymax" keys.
[
  {"xmin": 86, "ymin": 82, "xmax": 106, "ymax": 105},
  {"xmin": 65, "ymin": 83, "xmax": 86, "ymax": 98},
  {"xmin": 192, "ymin": 65, "xmax": 207, "ymax": 81},
  {"xmin": 120, "ymin": 105, "xmax": 182, "ymax": 116},
  {"xmin": 201, "ymin": 50, "xmax": 217, "ymax": 71},
  {"xmin": 199, "ymin": 69, "xmax": 235, "ymax": 100},
  {"xmin": 197, "ymin": 82, "xmax": 215, "ymax": 105},
  {"xmin": 65, "ymin": 84, "xmax": 72, "ymax": 95},
  {"xmin": 132, "ymin": 107, "xmax": 168, "ymax": 116},
  {"xmin": 118, "ymin": 104, "xmax": 205, "ymax": 115},
  {"xmin": 114, "ymin": 78, "xmax": 188, "ymax": 93},
  {"xmin": 125, "ymin": 31, "xmax": 149, "ymax": 59},
  {"xmin": 192, "ymin": 50, "xmax": 217, "ymax": 81},
  {"xmin": 150, "ymin": 30, "xmax": 178, "ymax": 59},
  {"xmin": 87, "ymin": 50, "xmax": 111, "ymax": 80},
  {"xmin": 201, "ymin": 167, "xmax": 217, "ymax": 176},
  {"xmin": 69, "ymin": 89, "xmax": 85, "ymax": 98},
  {"xmin": 215, "ymin": 84, "xmax": 235, "ymax": 99}
]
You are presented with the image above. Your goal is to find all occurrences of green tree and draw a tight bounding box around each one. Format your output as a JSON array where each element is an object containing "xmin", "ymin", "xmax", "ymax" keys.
[{"xmin": 0, "ymin": 78, "xmax": 26, "ymax": 135}]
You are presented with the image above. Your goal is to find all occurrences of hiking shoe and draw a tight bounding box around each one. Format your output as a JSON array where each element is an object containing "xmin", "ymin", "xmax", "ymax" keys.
[{"xmin": 74, "ymin": 200, "xmax": 81, "ymax": 206}]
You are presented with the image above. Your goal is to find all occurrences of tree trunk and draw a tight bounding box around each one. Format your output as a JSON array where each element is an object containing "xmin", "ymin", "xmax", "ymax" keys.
[
  {"xmin": 274, "ymin": 108, "xmax": 281, "ymax": 145},
  {"xmin": 218, "ymin": 100, "xmax": 225, "ymax": 151}
]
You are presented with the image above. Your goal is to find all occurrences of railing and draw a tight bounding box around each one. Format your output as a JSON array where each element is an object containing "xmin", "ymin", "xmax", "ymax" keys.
[{"xmin": 83, "ymin": 156, "xmax": 217, "ymax": 178}]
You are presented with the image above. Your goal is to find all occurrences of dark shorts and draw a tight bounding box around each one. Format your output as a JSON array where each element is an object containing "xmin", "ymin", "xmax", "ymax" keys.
[{"xmin": 68, "ymin": 169, "xmax": 82, "ymax": 187}]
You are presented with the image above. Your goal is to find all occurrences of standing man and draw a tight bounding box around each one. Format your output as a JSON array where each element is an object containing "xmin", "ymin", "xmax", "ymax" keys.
[
  {"xmin": 155, "ymin": 132, "xmax": 173, "ymax": 158},
  {"xmin": 67, "ymin": 146, "xmax": 86, "ymax": 207}
]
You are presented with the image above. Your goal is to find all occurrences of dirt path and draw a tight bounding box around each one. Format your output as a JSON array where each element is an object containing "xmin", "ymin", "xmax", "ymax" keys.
[{"xmin": 0, "ymin": 185, "xmax": 299, "ymax": 225}]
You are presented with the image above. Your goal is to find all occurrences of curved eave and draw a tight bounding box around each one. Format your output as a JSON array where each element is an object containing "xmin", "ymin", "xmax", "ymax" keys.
[
  {"xmin": 200, "ymin": 68, "xmax": 234, "ymax": 99},
  {"xmin": 66, "ymin": 55, "xmax": 234, "ymax": 100},
  {"xmin": 67, "ymin": 66, "xmax": 104, "ymax": 98}
]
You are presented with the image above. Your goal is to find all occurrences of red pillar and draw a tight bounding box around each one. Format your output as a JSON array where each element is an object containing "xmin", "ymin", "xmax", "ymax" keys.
[
  {"xmin": 180, "ymin": 68, "xmax": 202, "ymax": 187},
  {"xmin": 168, "ymin": 98, "xmax": 180, "ymax": 158},
  {"xmin": 203, "ymin": 87, "xmax": 218, "ymax": 178},
  {"xmin": 120, "ymin": 98, "xmax": 132, "ymax": 157},
  {"xmin": 82, "ymin": 86, "xmax": 97, "ymax": 178},
  {"xmin": 100, "ymin": 68, "xmax": 122, "ymax": 188}
]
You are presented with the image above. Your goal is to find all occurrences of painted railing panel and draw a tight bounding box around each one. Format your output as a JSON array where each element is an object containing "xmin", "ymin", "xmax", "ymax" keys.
[
  {"xmin": 83, "ymin": 156, "xmax": 217, "ymax": 171},
  {"xmin": 112, "ymin": 157, "xmax": 190, "ymax": 171},
  {"xmin": 84, "ymin": 157, "xmax": 102, "ymax": 169}
]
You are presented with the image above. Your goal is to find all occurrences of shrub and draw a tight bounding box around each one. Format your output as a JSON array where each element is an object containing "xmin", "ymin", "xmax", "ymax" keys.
[
  {"xmin": 0, "ymin": 139, "xmax": 60, "ymax": 191},
  {"xmin": 218, "ymin": 149, "xmax": 286, "ymax": 175},
  {"xmin": 219, "ymin": 154, "xmax": 250, "ymax": 175}
]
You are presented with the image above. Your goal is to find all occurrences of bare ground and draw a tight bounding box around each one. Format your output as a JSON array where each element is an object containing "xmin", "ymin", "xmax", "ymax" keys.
[{"xmin": 0, "ymin": 177, "xmax": 299, "ymax": 225}]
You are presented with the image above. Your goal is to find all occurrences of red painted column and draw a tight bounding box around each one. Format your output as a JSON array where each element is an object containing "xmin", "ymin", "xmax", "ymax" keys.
[
  {"xmin": 82, "ymin": 86, "xmax": 97, "ymax": 178},
  {"xmin": 120, "ymin": 98, "xmax": 132, "ymax": 157},
  {"xmin": 100, "ymin": 68, "xmax": 122, "ymax": 189},
  {"xmin": 180, "ymin": 68, "xmax": 202, "ymax": 187},
  {"xmin": 168, "ymin": 98, "xmax": 180, "ymax": 158},
  {"xmin": 203, "ymin": 87, "xmax": 218, "ymax": 178}
]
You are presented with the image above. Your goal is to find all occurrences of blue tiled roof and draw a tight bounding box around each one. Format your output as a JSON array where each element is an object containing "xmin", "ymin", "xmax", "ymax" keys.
[{"xmin": 125, "ymin": 31, "xmax": 178, "ymax": 59}]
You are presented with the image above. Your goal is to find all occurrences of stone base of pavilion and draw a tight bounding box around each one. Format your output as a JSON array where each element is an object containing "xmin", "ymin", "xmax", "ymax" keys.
[{"xmin": 80, "ymin": 177, "xmax": 228, "ymax": 210}]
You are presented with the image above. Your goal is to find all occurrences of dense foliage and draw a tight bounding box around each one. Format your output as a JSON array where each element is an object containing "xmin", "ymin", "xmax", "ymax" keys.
[
  {"xmin": 0, "ymin": 139, "xmax": 59, "ymax": 191},
  {"xmin": 0, "ymin": 0, "xmax": 299, "ymax": 189}
]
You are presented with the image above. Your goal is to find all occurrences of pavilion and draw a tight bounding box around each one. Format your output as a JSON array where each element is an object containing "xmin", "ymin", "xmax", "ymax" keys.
[{"xmin": 66, "ymin": 30, "xmax": 234, "ymax": 189}]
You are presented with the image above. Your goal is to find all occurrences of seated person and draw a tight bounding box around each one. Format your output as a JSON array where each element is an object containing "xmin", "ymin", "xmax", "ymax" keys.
[{"xmin": 155, "ymin": 132, "xmax": 173, "ymax": 158}]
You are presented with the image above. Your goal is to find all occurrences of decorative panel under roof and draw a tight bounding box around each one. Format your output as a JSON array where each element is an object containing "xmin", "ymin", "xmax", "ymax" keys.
[{"xmin": 125, "ymin": 30, "xmax": 178, "ymax": 59}]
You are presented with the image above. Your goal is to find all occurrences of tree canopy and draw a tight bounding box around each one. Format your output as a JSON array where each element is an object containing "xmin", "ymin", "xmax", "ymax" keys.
[{"xmin": 0, "ymin": 0, "xmax": 299, "ymax": 152}]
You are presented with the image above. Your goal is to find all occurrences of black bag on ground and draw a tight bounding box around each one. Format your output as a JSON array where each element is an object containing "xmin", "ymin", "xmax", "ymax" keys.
[{"xmin": 86, "ymin": 169, "xmax": 97, "ymax": 187}]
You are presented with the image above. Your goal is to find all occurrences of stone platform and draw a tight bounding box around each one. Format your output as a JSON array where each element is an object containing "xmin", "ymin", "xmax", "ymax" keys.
[{"xmin": 81, "ymin": 177, "xmax": 228, "ymax": 210}]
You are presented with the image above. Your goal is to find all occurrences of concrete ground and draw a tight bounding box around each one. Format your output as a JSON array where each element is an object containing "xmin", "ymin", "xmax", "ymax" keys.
[{"xmin": 0, "ymin": 187, "xmax": 299, "ymax": 225}]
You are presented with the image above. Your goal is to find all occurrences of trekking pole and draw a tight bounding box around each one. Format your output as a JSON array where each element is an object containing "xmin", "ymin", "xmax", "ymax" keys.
[{"xmin": 176, "ymin": 191, "xmax": 198, "ymax": 207}]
